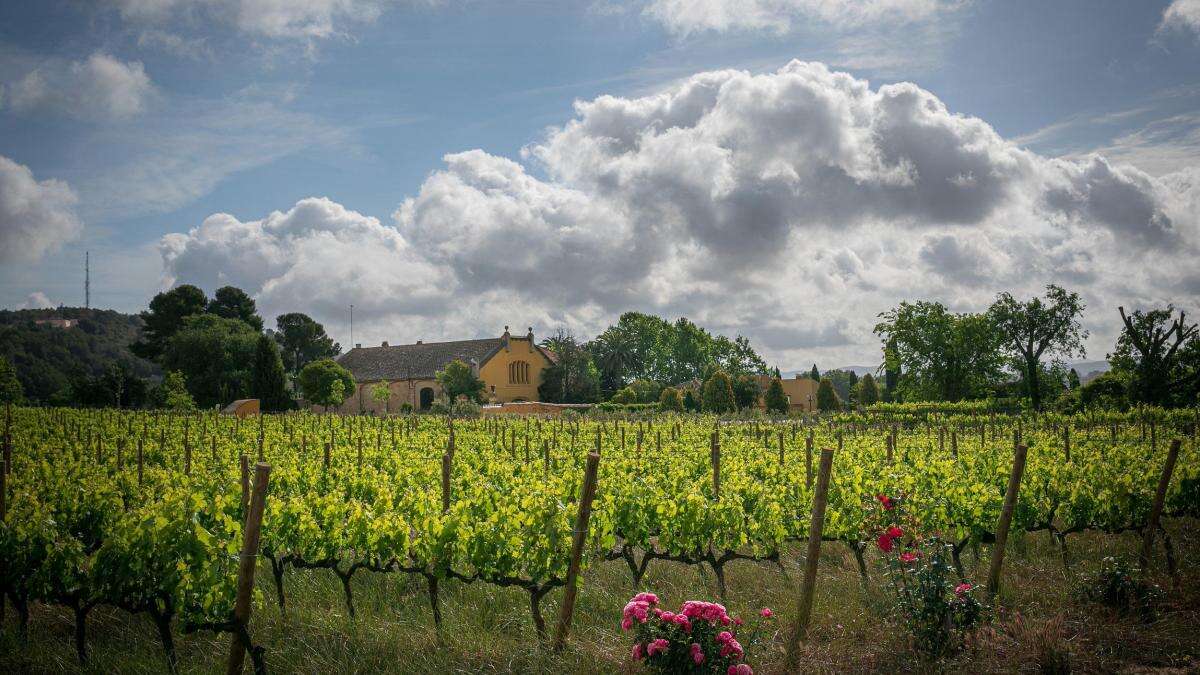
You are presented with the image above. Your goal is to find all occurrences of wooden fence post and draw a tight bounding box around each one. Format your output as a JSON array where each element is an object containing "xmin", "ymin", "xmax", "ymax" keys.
[
  {"xmin": 710, "ymin": 432, "xmax": 720, "ymax": 500},
  {"xmin": 227, "ymin": 463, "xmax": 271, "ymax": 675},
  {"xmin": 783, "ymin": 446, "xmax": 835, "ymax": 670},
  {"xmin": 552, "ymin": 451, "xmax": 602, "ymax": 652},
  {"xmin": 441, "ymin": 452, "xmax": 452, "ymax": 513},
  {"xmin": 805, "ymin": 433, "xmax": 814, "ymax": 489},
  {"xmin": 240, "ymin": 455, "xmax": 250, "ymax": 517},
  {"xmin": 1139, "ymin": 439, "xmax": 1181, "ymax": 571},
  {"xmin": 986, "ymin": 443, "xmax": 1028, "ymax": 602}
]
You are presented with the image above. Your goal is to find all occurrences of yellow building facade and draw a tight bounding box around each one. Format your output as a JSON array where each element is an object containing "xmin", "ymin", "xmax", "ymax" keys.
[{"xmin": 328, "ymin": 327, "xmax": 556, "ymax": 414}]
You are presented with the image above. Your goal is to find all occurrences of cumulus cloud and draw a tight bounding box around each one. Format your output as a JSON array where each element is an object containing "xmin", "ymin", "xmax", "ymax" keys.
[
  {"xmin": 17, "ymin": 292, "xmax": 56, "ymax": 310},
  {"xmin": 108, "ymin": 0, "xmax": 403, "ymax": 40},
  {"xmin": 640, "ymin": 0, "xmax": 961, "ymax": 35},
  {"xmin": 0, "ymin": 155, "xmax": 83, "ymax": 263},
  {"xmin": 4, "ymin": 53, "xmax": 154, "ymax": 120},
  {"xmin": 1159, "ymin": 0, "xmax": 1200, "ymax": 39},
  {"xmin": 159, "ymin": 61, "xmax": 1200, "ymax": 366}
]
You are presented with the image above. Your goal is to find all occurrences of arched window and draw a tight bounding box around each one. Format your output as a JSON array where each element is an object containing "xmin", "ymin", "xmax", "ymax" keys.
[{"xmin": 509, "ymin": 360, "xmax": 530, "ymax": 384}]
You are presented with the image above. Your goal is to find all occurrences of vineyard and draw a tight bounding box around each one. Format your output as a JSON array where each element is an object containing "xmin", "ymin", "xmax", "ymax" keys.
[{"xmin": 1, "ymin": 405, "xmax": 1198, "ymax": 673}]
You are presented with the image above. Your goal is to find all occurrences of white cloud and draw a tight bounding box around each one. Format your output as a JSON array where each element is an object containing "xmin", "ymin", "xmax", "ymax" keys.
[
  {"xmin": 16, "ymin": 292, "xmax": 56, "ymax": 310},
  {"xmin": 159, "ymin": 61, "xmax": 1200, "ymax": 366},
  {"xmin": 4, "ymin": 53, "xmax": 155, "ymax": 121},
  {"xmin": 0, "ymin": 155, "xmax": 83, "ymax": 263},
  {"xmin": 1160, "ymin": 0, "xmax": 1200, "ymax": 39},
  {"xmin": 641, "ymin": 0, "xmax": 961, "ymax": 35}
]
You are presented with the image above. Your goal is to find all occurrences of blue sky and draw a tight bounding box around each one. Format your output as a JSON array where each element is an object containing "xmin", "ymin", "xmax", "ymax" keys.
[{"xmin": 1, "ymin": 0, "xmax": 1198, "ymax": 369}]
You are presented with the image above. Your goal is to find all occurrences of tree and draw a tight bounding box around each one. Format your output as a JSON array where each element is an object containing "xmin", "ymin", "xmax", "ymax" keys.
[
  {"xmin": 0, "ymin": 355, "xmax": 24, "ymax": 404},
  {"xmin": 1111, "ymin": 305, "xmax": 1199, "ymax": 407},
  {"xmin": 1079, "ymin": 371, "xmax": 1129, "ymax": 411},
  {"xmin": 701, "ymin": 369, "xmax": 736, "ymax": 413},
  {"xmin": 627, "ymin": 378, "xmax": 663, "ymax": 404},
  {"xmin": 272, "ymin": 313, "xmax": 340, "ymax": 376},
  {"xmin": 822, "ymin": 369, "xmax": 859, "ymax": 405},
  {"xmin": 299, "ymin": 359, "xmax": 355, "ymax": 411},
  {"xmin": 809, "ymin": 364, "xmax": 820, "ymax": 381},
  {"xmin": 539, "ymin": 329, "xmax": 601, "ymax": 403},
  {"xmin": 731, "ymin": 374, "xmax": 762, "ymax": 410},
  {"xmin": 659, "ymin": 386, "xmax": 684, "ymax": 412},
  {"xmin": 161, "ymin": 314, "xmax": 259, "ymax": 408},
  {"xmin": 882, "ymin": 337, "xmax": 901, "ymax": 401},
  {"xmin": 1067, "ymin": 368, "xmax": 1081, "ymax": 390},
  {"xmin": 156, "ymin": 371, "xmax": 196, "ymax": 411},
  {"xmin": 764, "ymin": 377, "xmax": 789, "ymax": 414},
  {"xmin": 131, "ymin": 285, "xmax": 208, "ymax": 361},
  {"xmin": 857, "ymin": 373, "xmax": 880, "ymax": 405},
  {"xmin": 987, "ymin": 285, "xmax": 1088, "ymax": 411},
  {"xmin": 682, "ymin": 388, "xmax": 700, "ymax": 412},
  {"xmin": 371, "ymin": 383, "xmax": 392, "ymax": 414},
  {"xmin": 874, "ymin": 301, "xmax": 1006, "ymax": 401},
  {"xmin": 816, "ymin": 376, "xmax": 841, "ymax": 412},
  {"xmin": 611, "ymin": 386, "xmax": 638, "ymax": 404},
  {"xmin": 712, "ymin": 335, "xmax": 769, "ymax": 376},
  {"xmin": 436, "ymin": 359, "xmax": 486, "ymax": 403},
  {"xmin": 252, "ymin": 334, "xmax": 290, "ymax": 411},
  {"xmin": 208, "ymin": 286, "xmax": 264, "ymax": 332}
]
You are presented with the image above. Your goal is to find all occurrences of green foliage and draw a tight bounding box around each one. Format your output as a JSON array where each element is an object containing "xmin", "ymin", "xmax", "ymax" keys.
[
  {"xmin": 299, "ymin": 358, "xmax": 355, "ymax": 410},
  {"xmin": 1079, "ymin": 371, "xmax": 1130, "ymax": 411},
  {"xmin": 161, "ymin": 314, "xmax": 259, "ymax": 408},
  {"xmin": 450, "ymin": 395, "xmax": 482, "ymax": 418},
  {"xmin": 131, "ymin": 284, "xmax": 208, "ymax": 361},
  {"xmin": 731, "ymin": 374, "xmax": 762, "ymax": 410},
  {"xmin": 988, "ymin": 285, "xmax": 1088, "ymax": 411},
  {"xmin": 823, "ymin": 369, "xmax": 859, "ymax": 406},
  {"xmin": 271, "ymin": 312, "xmax": 340, "ymax": 376},
  {"xmin": 701, "ymin": 369, "xmax": 736, "ymax": 413},
  {"xmin": 73, "ymin": 362, "xmax": 150, "ymax": 408},
  {"xmin": 658, "ymin": 386, "xmax": 684, "ymax": 412},
  {"xmin": 857, "ymin": 373, "xmax": 880, "ymax": 405},
  {"xmin": 627, "ymin": 378, "xmax": 663, "ymax": 404},
  {"xmin": 0, "ymin": 307, "xmax": 157, "ymax": 404},
  {"xmin": 0, "ymin": 355, "xmax": 24, "ymax": 404},
  {"xmin": 610, "ymin": 386, "xmax": 638, "ymax": 404},
  {"xmin": 538, "ymin": 330, "xmax": 601, "ymax": 404},
  {"xmin": 429, "ymin": 395, "xmax": 452, "ymax": 415},
  {"xmin": 874, "ymin": 301, "xmax": 1006, "ymax": 402},
  {"xmin": 155, "ymin": 370, "xmax": 196, "ymax": 411},
  {"xmin": 436, "ymin": 359, "xmax": 486, "ymax": 403},
  {"xmin": 370, "ymin": 383, "xmax": 392, "ymax": 413},
  {"xmin": 682, "ymin": 388, "xmax": 700, "ymax": 412},
  {"xmin": 588, "ymin": 312, "xmax": 767, "ymax": 391},
  {"xmin": 764, "ymin": 377, "xmax": 789, "ymax": 414},
  {"xmin": 816, "ymin": 377, "xmax": 840, "ymax": 412},
  {"xmin": 252, "ymin": 334, "xmax": 291, "ymax": 411},
  {"xmin": 1076, "ymin": 556, "xmax": 1163, "ymax": 620},
  {"xmin": 207, "ymin": 286, "xmax": 264, "ymax": 332},
  {"xmin": 809, "ymin": 364, "xmax": 820, "ymax": 381},
  {"xmin": 1111, "ymin": 305, "xmax": 1199, "ymax": 408}
]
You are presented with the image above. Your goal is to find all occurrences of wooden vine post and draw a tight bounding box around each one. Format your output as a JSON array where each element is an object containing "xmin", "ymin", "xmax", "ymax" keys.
[
  {"xmin": 710, "ymin": 432, "xmax": 720, "ymax": 500},
  {"xmin": 552, "ymin": 451, "xmax": 601, "ymax": 652},
  {"xmin": 986, "ymin": 443, "xmax": 1028, "ymax": 602},
  {"xmin": 227, "ymin": 462, "xmax": 271, "ymax": 675},
  {"xmin": 1139, "ymin": 439, "xmax": 1181, "ymax": 572},
  {"xmin": 783, "ymin": 446, "xmax": 835, "ymax": 670}
]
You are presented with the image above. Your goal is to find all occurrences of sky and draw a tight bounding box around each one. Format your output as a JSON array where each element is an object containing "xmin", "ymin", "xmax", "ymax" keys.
[{"xmin": 1, "ymin": 0, "xmax": 1198, "ymax": 371}]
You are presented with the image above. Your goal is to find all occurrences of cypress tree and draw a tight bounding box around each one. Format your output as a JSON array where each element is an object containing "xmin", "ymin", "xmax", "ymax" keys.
[
  {"xmin": 809, "ymin": 364, "xmax": 820, "ymax": 381},
  {"xmin": 701, "ymin": 369, "xmax": 737, "ymax": 413},
  {"xmin": 253, "ymin": 334, "xmax": 290, "ymax": 411},
  {"xmin": 816, "ymin": 376, "xmax": 841, "ymax": 412},
  {"xmin": 764, "ymin": 377, "xmax": 789, "ymax": 414},
  {"xmin": 858, "ymin": 373, "xmax": 880, "ymax": 405}
]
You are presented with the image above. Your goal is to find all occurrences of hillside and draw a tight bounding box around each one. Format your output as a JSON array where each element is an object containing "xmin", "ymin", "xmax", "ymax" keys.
[{"xmin": 0, "ymin": 307, "xmax": 158, "ymax": 403}]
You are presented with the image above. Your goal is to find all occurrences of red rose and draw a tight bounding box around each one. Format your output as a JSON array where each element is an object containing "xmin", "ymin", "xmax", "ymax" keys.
[{"xmin": 877, "ymin": 532, "xmax": 895, "ymax": 553}]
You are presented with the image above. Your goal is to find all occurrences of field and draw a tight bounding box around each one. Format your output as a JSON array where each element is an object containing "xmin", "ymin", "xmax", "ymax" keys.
[{"xmin": 1, "ymin": 407, "xmax": 1198, "ymax": 673}]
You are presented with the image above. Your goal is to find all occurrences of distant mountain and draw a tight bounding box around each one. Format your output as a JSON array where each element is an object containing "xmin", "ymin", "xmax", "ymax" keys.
[
  {"xmin": 1069, "ymin": 360, "xmax": 1110, "ymax": 384},
  {"xmin": 0, "ymin": 307, "xmax": 158, "ymax": 403},
  {"xmin": 834, "ymin": 365, "xmax": 879, "ymax": 377}
]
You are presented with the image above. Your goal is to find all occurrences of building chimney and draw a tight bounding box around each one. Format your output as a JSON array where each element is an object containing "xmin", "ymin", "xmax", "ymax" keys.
[
  {"xmin": 355, "ymin": 343, "xmax": 361, "ymax": 349},
  {"xmin": 416, "ymin": 339, "xmax": 423, "ymax": 345},
  {"xmin": 382, "ymin": 341, "xmax": 389, "ymax": 347},
  {"xmin": 502, "ymin": 325, "xmax": 510, "ymax": 351}
]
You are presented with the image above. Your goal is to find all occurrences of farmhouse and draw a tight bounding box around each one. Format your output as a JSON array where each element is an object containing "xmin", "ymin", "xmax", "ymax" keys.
[
  {"xmin": 331, "ymin": 326, "xmax": 556, "ymax": 413},
  {"xmin": 752, "ymin": 374, "xmax": 820, "ymax": 413}
]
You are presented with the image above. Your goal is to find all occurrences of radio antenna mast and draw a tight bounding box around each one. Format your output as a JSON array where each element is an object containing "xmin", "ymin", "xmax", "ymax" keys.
[{"xmin": 85, "ymin": 251, "xmax": 90, "ymax": 309}]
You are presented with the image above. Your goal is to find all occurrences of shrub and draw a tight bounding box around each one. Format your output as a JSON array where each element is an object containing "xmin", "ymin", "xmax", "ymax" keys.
[
  {"xmin": 450, "ymin": 395, "xmax": 481, "ymax": 418},
  {"xmin": 857, "ymin": 373, "xmax": 880, "ymax": 406},
  {"xmin": 429, "ymin": 395, "xmax": 452, "ymax": 415},
  {"xmin": 436, "ymin": 359, "xmax": 485, "ymax": 403},
  {"xmin": 682, "ymin": 389, "xmax": 700, "ymax": 412},
  {"xmin": 816, "ymin": 377, "xmax": 840, "ymax": 412},
  {"xmin": 764, "ymin": 378, "xmax": 788, "ymax": 415},
  {"xmin": 701, "ymin": 369, "xmax": 736, "ymax": 413},
  {"xmin": 622, "ymin": 592, "xmax": 773, "ymax": 674},
  {"xmin": 612, "ymin": 386, "xmax": 639, "ymax": 405},
  {"xmin": 659, "ymin": 386, "xmax": 684, "ymax": 412},
  {"xmin": 629, "ymin": 378, "xmax": 663, "ymax": 404},
  {"xmin": 299, "ymin": 359, "xmax": 355, "ymax": 410},
  {"xmin": 871, "ymin": 493, "xmax": 985, "ymax": 658},
  {"xmin": 399, "ymin": 402, "xmax": 414, "ymax": 414},
  {"xmin": 1076, "ymin": 556, "xmax": 1163, "ymax": 620}
]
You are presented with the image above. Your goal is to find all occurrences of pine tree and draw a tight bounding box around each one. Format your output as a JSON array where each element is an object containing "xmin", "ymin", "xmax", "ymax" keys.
[
  {"xmin": 809, "ymin": 364, "xmax": 820, "ymax": 381},
  {"xmin": 253, "ymin": 334, "xmax": 290, "ymax": 411},
  {"xmin": 1068, "ymin": 368, "xmax": 1081, "ymax": 390},
  {"xmin": 764, "ymin": 377, "xmax": 789, "ymax": 414},
  {"xmin": 857, "ymin": 373, "xmax": 880, "ymax": 405}
]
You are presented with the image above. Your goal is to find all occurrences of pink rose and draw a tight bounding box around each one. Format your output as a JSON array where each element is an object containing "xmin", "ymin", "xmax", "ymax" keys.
[
  {"xmin": 690, "ymin": 643, "xmax": 705, "ymax": 664},
  {"xmin": 899, "ymin": 551, "xmax": 919, "ymax": 563},
  {"xmin": 647, "ymin": 638, "xmax": 670, "ymax": 657},
  {"xmin": 877, "ymin": 533, "xmax": 895, "ymax": 553},
  {"xmin": 621, "ymin": 617, "xmax": 633, "ymax": 631},
  {"xmin": 954, "ymin": 582, "xmax": 972, "ymax": 596},
  {"xmin": 760, "ymin": 607, "xmax": 773, "ymax": 618},
  {"xmin": 735, "ymin": 664, "xmax": 753, "ymax": 675},
  {"xmin": 631, "ymin": 643, "xmax": 643, "ymax": 660},
  {"xmin": 717, "ymin": 631, "xmax": 733, "ymax": 643}
]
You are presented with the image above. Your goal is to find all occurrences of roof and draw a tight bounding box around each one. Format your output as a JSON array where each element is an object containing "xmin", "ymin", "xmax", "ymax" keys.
[
  {"xmin": 337, "ymin": 337, "xmax": 557, "ymax": 381},
  {"xmin": 222, "ymin": 399, "xmax": 258, "ymax": 413}
]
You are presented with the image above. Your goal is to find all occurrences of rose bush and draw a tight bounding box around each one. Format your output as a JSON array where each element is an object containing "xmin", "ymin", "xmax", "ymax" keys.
[{"xmin": 623, "ymin": 592, "xmax": 773, "ymax": 673}]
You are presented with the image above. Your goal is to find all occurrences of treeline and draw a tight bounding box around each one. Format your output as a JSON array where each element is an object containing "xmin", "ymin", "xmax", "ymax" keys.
[
  {"xmin": 873, "ymin": 286, "xmax": 1198, "ymax": 412},
  {"xmin": 0, "ymin": 285, "xmax": 345, "ymax": 412}
]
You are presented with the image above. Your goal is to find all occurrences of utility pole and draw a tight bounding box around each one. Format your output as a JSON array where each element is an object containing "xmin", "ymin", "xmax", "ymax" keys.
[{"xmin": 84, "ymin": 251, "xmax": 90, "ymax": 309}]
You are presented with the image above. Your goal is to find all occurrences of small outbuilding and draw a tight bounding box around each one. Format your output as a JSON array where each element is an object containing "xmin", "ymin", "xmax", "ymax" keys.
[{"xmin": 222, "ymin": 399, "xmax": 260, "ymax": 418}]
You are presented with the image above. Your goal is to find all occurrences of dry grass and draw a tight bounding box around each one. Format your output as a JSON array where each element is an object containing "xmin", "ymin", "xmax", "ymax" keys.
[{"xmin": 2, "ymin": 520, "xmax": 1198, "ymax": 674}]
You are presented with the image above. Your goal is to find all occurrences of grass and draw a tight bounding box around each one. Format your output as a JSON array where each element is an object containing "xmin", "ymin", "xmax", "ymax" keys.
[{"xmin": 2, "ymin": 520, "xmax": 1198, "ymax": 674}]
